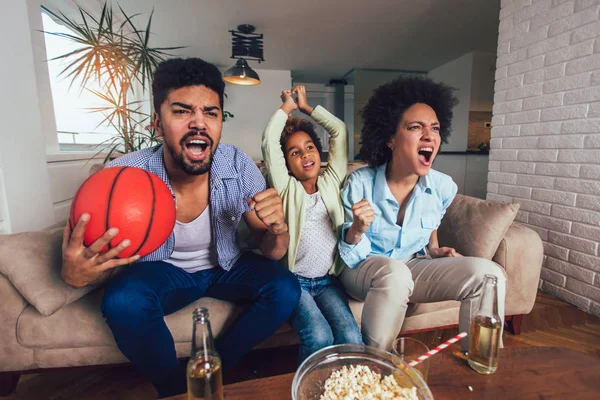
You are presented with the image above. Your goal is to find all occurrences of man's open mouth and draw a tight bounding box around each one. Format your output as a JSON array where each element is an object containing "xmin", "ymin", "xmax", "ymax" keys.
[
  {"xmin": 185, "ymin": 139, "xmax": 209, "ymax": 155},
  {"xmin": 182, "ymin": 134, "xmax": 213, "ymax": 161},
  {"xmin": 418, "ymin": 147, "xmax": 434, "ymax": 165}
]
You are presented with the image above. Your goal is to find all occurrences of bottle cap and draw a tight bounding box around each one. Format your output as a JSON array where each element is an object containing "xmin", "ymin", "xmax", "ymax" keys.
[{"xmin": 193, "ymin": 307, "xmax": 210, "ymax": 321}]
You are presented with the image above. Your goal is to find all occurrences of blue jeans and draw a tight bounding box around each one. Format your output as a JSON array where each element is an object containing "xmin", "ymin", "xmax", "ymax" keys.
[
  {"xmin": 100, "ymin": 252, "xmax": 300, "ymax": 398},
  {"xmin": 290, "ymin": 275, "xmax": 363, "ymax": 363}
]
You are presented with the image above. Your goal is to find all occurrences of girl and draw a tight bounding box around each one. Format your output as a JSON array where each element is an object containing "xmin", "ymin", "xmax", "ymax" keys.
[{"xmin": 262, "ymin": 85, "xmax": 362, "ymax": 363}]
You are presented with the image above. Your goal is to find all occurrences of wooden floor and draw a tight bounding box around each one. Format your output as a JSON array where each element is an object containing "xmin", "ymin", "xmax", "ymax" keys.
[{"xmin": 5, "ymin": 291, "xmax": 600, "ymax": 400}]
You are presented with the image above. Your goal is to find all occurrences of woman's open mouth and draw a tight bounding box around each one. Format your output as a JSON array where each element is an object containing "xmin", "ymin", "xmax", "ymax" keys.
[{"xmin": 417, "ymin": 147, "xmax": 434, "ymax": 166}]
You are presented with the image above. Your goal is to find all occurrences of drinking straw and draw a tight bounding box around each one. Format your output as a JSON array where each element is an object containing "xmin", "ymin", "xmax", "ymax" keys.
[{"xmin": 407, "ymin": 332, "xmax": 468, "ymax": 367}]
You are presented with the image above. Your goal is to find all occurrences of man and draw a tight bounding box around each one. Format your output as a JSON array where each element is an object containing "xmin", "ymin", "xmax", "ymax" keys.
[{"xmin": 61, "ymin": 58, "xmax": 301, "ymax": 398}]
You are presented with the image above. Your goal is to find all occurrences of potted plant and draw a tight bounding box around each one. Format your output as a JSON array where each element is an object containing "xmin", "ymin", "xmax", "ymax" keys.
[{"xmin": 42, "ymin": 2, "xmax": 184, "ymax": 162}]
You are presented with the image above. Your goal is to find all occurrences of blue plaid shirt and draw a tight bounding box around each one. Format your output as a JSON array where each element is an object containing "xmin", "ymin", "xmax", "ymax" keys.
[{"xmin": 107, "ymin": 144, "xmax": 266, "ymax": 270}]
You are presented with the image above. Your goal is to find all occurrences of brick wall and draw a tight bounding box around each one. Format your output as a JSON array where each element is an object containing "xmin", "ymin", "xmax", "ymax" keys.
[
  {"xmin": 0, "ymin": 163, "xmax": 5, "ymax": 234},
  {"xmin": 490, "ymin": 0, "xmax": 600, "ymax": 316}
]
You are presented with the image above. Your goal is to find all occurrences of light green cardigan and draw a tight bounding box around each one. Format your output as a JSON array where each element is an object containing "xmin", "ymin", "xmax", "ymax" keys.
[{"xmin": 261, "ymin": 106, "xmax": 348, "ymax": 276}]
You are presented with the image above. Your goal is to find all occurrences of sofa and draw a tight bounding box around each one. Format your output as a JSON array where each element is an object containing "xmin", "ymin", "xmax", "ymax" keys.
[{"xmin": 0, "ymin": 186, "xmax": 543, "ymax": 396}]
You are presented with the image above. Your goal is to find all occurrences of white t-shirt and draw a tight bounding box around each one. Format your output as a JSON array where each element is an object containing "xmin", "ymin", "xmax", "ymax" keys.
[
  {"xmin": 294, "ymin": 191, "xmax": 337, "ymax": 278},
  {"xmin": 167, "ymin": 207, "xmax": 219, "ymax": 273}
]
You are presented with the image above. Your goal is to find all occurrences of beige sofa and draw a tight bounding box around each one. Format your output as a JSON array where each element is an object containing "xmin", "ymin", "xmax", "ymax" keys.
[{"xmin": 0, "ymin": 192, "xmax": 543, "ymax": 396}]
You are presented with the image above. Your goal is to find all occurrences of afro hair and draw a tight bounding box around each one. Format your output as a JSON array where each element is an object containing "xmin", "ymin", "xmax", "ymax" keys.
[
  {"xmin": 280, "ymin": 116, "xmax": 323, "ymax": 157},
  {"xmin": 359, "ymin": 76, "xmax": 457, "ymax": 167}
]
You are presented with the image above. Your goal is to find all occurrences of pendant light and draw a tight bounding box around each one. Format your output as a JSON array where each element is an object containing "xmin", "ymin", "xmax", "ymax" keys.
[{"xmin": 223, "ymin": 24, "xmax": 264, "ymax": 86}]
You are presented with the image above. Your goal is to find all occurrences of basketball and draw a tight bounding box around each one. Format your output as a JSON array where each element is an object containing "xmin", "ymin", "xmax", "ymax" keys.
[{"xmin": 69, "ymin": 166, "xmax": 176, "ymax": 258}]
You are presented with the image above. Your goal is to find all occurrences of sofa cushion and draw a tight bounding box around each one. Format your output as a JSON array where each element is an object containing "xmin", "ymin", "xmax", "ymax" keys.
[
  {"xmin": 0, "ymin": 228, "xmax": 102, "ymax": 317},
  {"xmin": 18, "ymin": 286, "xmax": 462, "ymax": 351},
  {"xmin": 17, "ymin": 288, "xmax": 240, "ymax": 349},
  {"xmin": 438, "ymin": 194, "xmax": 520, "ymax": 260},
  {"xmin": 348, "ymin": 299, "xmax": 460, "ymax": 333}
]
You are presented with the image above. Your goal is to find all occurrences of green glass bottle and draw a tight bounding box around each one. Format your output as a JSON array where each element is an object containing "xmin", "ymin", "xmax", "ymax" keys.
[{"xmin": 186, "ymin": 308, "xmax": 223, "ymax": 400}]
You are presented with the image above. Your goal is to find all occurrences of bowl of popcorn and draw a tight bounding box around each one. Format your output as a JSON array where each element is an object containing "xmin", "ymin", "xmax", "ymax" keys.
[{"xmin": 291, "ymin": 344, "xmax": 433, "ymax": 400}]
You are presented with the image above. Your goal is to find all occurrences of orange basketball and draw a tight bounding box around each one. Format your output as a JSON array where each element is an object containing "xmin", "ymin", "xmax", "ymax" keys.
[{"xmin": 69, "ymin": 166, "xmax": 176, "ymax": 258}]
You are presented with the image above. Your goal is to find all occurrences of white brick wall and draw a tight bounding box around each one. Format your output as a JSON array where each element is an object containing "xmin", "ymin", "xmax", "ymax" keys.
[
  {"xmin": 0, "ymin": 161, "xmax": 7, "ymax": 235},
  {"xmin": 492, "ymin": 0, "xmax": 600, "ymax": 316}
]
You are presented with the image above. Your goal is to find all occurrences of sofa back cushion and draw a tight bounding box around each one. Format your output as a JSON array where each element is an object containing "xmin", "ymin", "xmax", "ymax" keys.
[
  {"xmin": 0, "ymin": 228, "xmax": 98, "ymax": 316},
  {"xmin": 438, "ymin": 194, "xmax": 520, "ymax": 260}
]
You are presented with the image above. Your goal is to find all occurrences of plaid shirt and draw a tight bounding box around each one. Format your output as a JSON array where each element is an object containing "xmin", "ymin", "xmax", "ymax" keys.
[{"xmin": 107, "ymin": 144, "xmax": 266, "ymax": 270}]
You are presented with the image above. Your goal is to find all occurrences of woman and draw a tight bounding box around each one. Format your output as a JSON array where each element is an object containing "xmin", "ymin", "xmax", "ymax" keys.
[{"xmin": 338, "ymin": 76, "xmax": 506, "ymax": 351}]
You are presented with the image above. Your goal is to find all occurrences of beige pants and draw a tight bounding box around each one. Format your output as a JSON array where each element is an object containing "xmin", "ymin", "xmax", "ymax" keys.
[{"xmin": 340, "ymin": 255, "xmax": 506, "ymax": 351}]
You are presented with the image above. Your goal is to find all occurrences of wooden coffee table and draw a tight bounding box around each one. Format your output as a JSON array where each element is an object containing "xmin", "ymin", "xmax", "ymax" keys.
[{"xmin": 169, "ymin": 347, "xmax": 600, "ymax": 399}]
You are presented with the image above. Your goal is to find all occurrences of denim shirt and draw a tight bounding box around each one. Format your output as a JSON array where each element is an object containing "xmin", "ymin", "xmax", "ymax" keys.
[
  {"xmin": 107, "ymin": 144, "xmax": 266, "ymax": 270},
  {"xmin": 338, "ymin": 164, "xmax": 457, "ymax": 269}
]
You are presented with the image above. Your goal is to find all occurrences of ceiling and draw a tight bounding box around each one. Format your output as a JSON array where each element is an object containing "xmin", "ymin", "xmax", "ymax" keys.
[{"xmin": 117, "ymin": 0, "xmax": 501, "ymax": 83}]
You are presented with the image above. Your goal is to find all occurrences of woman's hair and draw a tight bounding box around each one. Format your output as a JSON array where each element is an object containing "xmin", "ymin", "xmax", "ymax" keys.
[
  {"xmin": 359, "ymin": 76, "xmax": 457, "ymax": 167},
  {"xmin": 280, "ymin": 116, "xmax": 323, "ymax": 156}
]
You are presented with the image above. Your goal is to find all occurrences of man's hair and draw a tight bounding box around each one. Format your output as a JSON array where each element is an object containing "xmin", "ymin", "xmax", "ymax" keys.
[
  {"xmin": 152, "ymin": 58, "xmax": 225, "ymax": 114},
  {"xmin": 359, "ymin": 76, "xmax": 457, "ymax": 167},
  {"xmin": 280, "ymin": 116, "xmax": 323, "ymax": 156}
]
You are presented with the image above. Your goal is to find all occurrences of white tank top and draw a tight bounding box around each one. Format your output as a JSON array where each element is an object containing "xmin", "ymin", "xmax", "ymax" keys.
[{"xmin": 167, "ymin": 206, "xmax": 219, "ymax": 273}]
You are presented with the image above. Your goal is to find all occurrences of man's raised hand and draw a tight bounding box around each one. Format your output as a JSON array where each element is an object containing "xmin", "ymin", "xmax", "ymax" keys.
[{"xmin": 247, "ymin": 188, "xmax": 288, "ymax": 235}]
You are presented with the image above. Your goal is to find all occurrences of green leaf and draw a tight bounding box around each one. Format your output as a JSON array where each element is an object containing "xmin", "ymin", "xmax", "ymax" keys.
[{"xmin": 43, "ymin": 1, "xmax": 185, "ymax": 160}]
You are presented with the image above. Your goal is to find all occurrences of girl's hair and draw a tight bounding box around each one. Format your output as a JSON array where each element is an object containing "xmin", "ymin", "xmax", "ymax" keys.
[{"xmin": 280, "ymin": 116, "xmax": 323, "ymax": 156}]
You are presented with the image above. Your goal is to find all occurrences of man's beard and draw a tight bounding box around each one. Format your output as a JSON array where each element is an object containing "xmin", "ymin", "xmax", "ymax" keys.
[{"xmin": 167, "ymin": 131, "xmax": 215, "ymax": 175}]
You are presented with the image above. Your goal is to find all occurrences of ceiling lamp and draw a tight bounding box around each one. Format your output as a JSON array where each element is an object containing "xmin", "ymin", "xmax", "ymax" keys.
[{"xmin": 223, "ymin": 24, "xmax": 264, "ymax": 86}]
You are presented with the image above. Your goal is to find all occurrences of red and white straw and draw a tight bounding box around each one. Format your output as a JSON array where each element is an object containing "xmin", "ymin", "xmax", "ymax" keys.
[{"xmin": 408, "ymin": 332, "xmax": 468, "ymax": 367}]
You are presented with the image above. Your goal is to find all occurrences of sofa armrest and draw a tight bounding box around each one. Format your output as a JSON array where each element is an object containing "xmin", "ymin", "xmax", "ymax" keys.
[
  {"xmin": 493, "ymin": 223, "xmax": 543, "ymax": 316},
  {"xmin": 0, "ymin": 273, "xmax": 35, "ymax": 371}
]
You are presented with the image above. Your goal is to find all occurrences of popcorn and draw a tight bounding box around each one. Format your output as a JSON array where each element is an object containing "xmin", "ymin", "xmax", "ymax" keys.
[{"xmin": 319, "ymin": 365, "xmax": 419, "ymax": 400}]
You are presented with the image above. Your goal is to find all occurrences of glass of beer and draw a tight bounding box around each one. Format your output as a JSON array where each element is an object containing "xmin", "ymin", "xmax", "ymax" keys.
[{"xmin": 392, "ymin": 337, "xmax": 430, "ymax": 382}]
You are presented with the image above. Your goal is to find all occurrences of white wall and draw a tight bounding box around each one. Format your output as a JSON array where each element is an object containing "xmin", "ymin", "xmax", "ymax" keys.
[
  {"xmin": 429, "ymin": 52, "xmax": 474, "ymax": 152},
  {"xmin": 465, "ymin": 154, "xmax": 490, "ymax": 199},
  {"xmin": 433, "ymin": 153, "xmax": 489, "ymax": 199},
  {"xmin": 0, "ymin": 159, "xmax": 9, "ymax": 235},
  {"xmin": 46, "ymin": 153, "xmax": 105, "ymax": 223},
  {"xmin": 434, "ymin": 154, "xmax": 468, "ymax": 194},
  {"xmin": 490, "ymin": 0, "xmax": 600, "ymax": 316},
  {"xmin": 470, "ymin": 52, "xmax": 497, "ymax": 112},
  {"xmin": 0, "ymin": 0, "xmax": 55, "ymax": 233},
  {"xmin": 221, "ymin": 69, "xmax": 292, "ymax": 160}
]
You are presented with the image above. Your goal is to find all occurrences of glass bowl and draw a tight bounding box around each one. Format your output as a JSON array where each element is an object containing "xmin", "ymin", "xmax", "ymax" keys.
[{"xmin": 292, "ymin": 344, "xmax": 433, "ymax": 400}]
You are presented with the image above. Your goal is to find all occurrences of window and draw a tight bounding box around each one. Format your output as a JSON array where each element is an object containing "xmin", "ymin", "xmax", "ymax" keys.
[{"xmin": 41, "ymin": 11, "xmax": 122, "ymax": 150}]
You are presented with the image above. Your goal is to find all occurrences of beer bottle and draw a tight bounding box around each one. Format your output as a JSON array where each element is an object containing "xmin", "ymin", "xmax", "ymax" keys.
[
  {"xmin": 187, "ymin": 308, "xmax": 223, "ymax": 400},
  {"xmin": 468, "ymin": 274, "xmax": 502, "ymax": 374}
]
